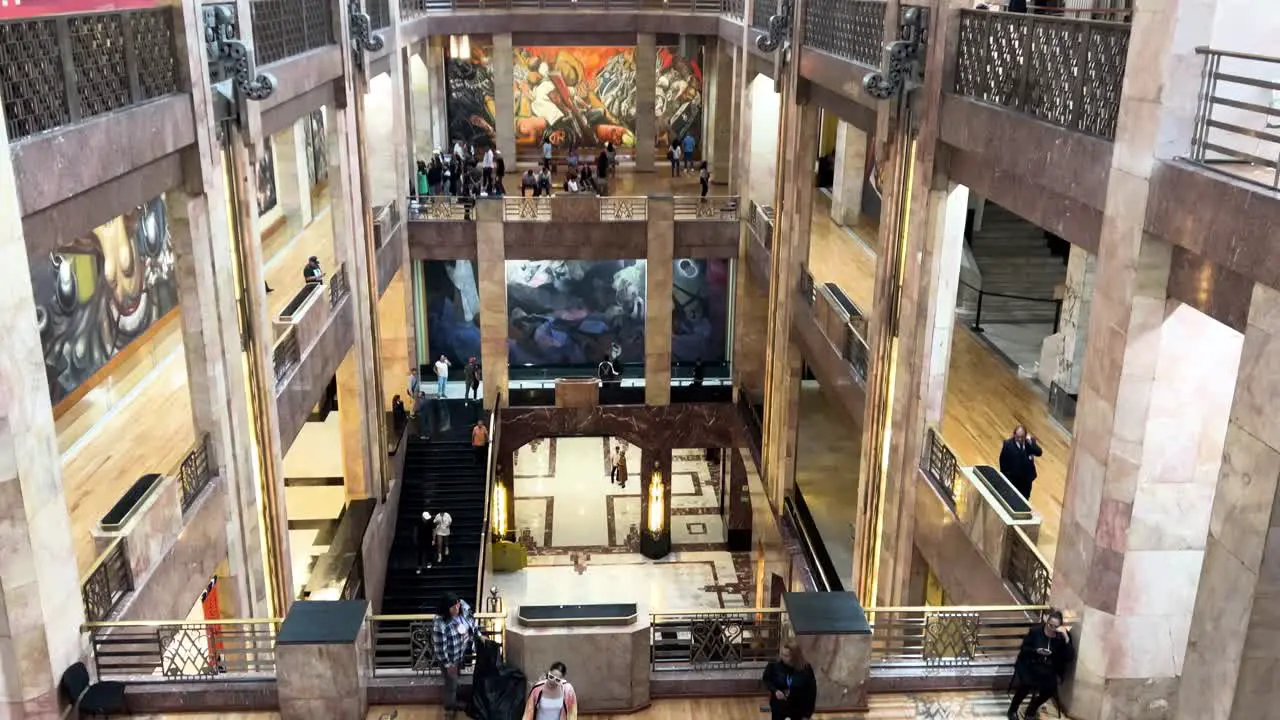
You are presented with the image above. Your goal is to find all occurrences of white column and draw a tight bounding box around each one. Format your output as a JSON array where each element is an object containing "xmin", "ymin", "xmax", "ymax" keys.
[{"xmin": 830, "ymin": 121, "xmax": 867, "ymax": 228}]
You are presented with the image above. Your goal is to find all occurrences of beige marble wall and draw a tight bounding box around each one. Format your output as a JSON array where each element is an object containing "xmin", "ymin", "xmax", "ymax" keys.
[
  {"xmin": 732, "ymin": 267, "xmax": 769, "ymax": 395},
  {"xmin": 505, "ymin": 620, "xmax": 651, "ymax": 712},
  {"xmin": 492, "ymin": 34, "xmax": 515, "ymax": 159},
  {"xmin": 378, "ymin": 273, "xmax": 412, "ymax": 407},
  {"xmin": 922, "ymin": 180, "xmax": 968, "ymax": 427},
  {"xmin": 277, "ymin": 620, "xmax": 371, "ymax": 719},
  {"xmin": 830, "ymin": 121, "xmax": 867, "ymax": 229},
  {"xmin": 365, "ymin": 72, "xmax": 400, "ymax": 206},
  {"xmin": 635, "ymin": 34, "xmax": 657, "ymax": 171},
  {"xmin": 476, "ymin": 200, "xmax": 508, "ymax": 408},
  {"xmin": 646, "ymin": 197, "xmax": 674, "ymax": 404},
  {"xmin": 746, "ymin": 75, "xmax": 781, "ymax": 210},
  {"xmin": 1039, "ymin": 244, "xmax": 1096, "ymax": 393},
  {"xmin": 338, "ymin": 348, "xmax": 373, "ymax": 499}
]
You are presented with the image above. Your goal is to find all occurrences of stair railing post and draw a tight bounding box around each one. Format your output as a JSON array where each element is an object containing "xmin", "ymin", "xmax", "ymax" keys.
[
  {"xmin": 972, "ymin": 290, "xmax": 984, "ymax": 333},
  {"xmin": 1053, "ymin": 298, "xmax": 1063, "ymax": 334}
]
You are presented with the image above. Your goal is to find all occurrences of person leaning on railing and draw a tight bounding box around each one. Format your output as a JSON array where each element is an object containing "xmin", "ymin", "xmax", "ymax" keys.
[
  {"xmin": 1007, "ymin": 609, "xmax": 1073, "ymax": 720},
  {"xmin": 433, "ymin": 593, "xmax": 482, "ymax": 720}
]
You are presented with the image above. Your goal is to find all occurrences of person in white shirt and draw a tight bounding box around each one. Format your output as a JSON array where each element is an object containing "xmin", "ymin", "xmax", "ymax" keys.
[
  {"xmin": 452, "ymin": 140, "xmax": 465, "ymax": 161},
  {"xmin": 435, "ymin": 355, "xmax": 451, "ymax": 397},
  {"xmin": 482, "ymin": 147, "xmax": 496, "ymax": 194},
  {"xmin": 433, "ymin": 510, "xmax": 453, "ymax": 563}
]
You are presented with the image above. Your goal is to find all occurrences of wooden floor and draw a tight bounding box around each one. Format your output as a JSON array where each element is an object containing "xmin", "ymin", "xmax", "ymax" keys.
[
  {"xmin": 804, "ymin": 192, "xmax": 1066, "ymax": 561},
  {"xmin": 127, "ymin": 691, "xmax": 1058, "ymax": 718},
  {"xmin": 61, "ymin": 204, "xmax": 336, "ymax": 575}
]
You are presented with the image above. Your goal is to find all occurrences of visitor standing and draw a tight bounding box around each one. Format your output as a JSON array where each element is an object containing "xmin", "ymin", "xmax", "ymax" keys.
[
  {"xmin": 521, "ymin": 661, "xmax": 578, "ymax": 720},
  {"xmin": 596, "ymin": 149, "xmax": 611, "ymax": 197},
  {"xmin": 1007, "ymin": 610, "xmax": 1072, "ymax": 720},
  {"xmin": 762, "ymin": 643, "xmax": 817, "ymax": 720},
  {"xmin": 615, "ymin": 443, "xmax": 629, "ymax": 489},
  {"xmin": 699, "ymin": 161, "xmax": 710, "ymax": 197},
  {"xmin": 472, "ymin": 421, "xmax": 489, "ymax": 466},
  {"xmin": 667, "ymin": 140, "xmax": 680, "ymax": 177},
  {"xmin": 494, "ymin": 150, "xmax": 507, "ymax": 195},
  {"xmin": 682, "ymin": 133, "xmax": 696, "ymax": 172},
  {"xmin": 434, "ymin": 355, "xmax": 451, "ymax": 397},
  {"xmin": 999, "ymin": 424, "xmax": 1043, "ymax": 500},
  {"xmin": 431, "ymin": 594, "xmax": 480, "ymax": 720},
  {"xmin": 482, "ymin": 146, "xmax": 495, "ymax": 193},
  {"xmin": 463, "ymin": 357, "xmax": 482, "ymax": 401},
  {"xmin": 408, "ymin": 367, "xmax": 419, "ymax": 398},
  {"xmin": 542, "ymin": 137, "xmax": 554, "ymax": 172},
  {"xmin": 414, "ymin": 391, "xmax": 431, "ymax": 439},
  {"xmin": 432, "ymin": 508, "xmax": 453, "ymax": 563},
  {"xmin": 303, "ymin": 256, "xmax": 324, "ymax": 285}
]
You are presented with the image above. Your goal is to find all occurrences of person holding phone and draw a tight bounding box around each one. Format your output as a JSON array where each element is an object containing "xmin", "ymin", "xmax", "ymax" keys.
[
  {"xmin": 1008, "ymin": 609, "xmax": 1073, "ymax": 719},
  {"xmin": 762, "ymin": 643, "xmax": 817, "ymax": 720},
  {"xmin": 522, "ymin": 661, "xmax": 578, "ymax": 720},
  {"xmin": 1000, "ymin": 423, "xmax": 1044, "ymax": 499}
]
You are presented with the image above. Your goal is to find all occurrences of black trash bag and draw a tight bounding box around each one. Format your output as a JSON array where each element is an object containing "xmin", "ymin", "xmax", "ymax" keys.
[{"xmin": 467, "ymin": 640, "xmax": 527, "ymax": 720}]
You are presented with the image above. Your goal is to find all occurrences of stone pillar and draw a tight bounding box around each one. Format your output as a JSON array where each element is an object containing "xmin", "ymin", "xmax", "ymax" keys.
[
  {"xmin": 1038, "ymin": 244, "xmax": 1095, "ymax": 393},
  {"xmin": 476, "ymin": 199, "xmax": 508, "ymax": 409},
  {"xmin": 706, "ymin": 38, "xmax": 735, "ymax": 186},
  {"xmin": 645, "ymin": 196, "xmax": 674, "ymax": 404},
  {"xmin": 829, "ymin": 121, "xmax": 867, "ymax": 229},
  {"xmin": 746, "ymin": 77, "xmax": 782, "ymax": 210},
  {"xmin": 0, "ymin": 100, "xmax": 83, "ymax": 715},
  {"xmin": 920, "ymin": 180, "xmax": 969, "ymax": 427},
  {"xmin": 727, "ymin": 449, "xmax": 753, "ymax": 550},
  {"xmin": 635, "ymin": 33, "xmax": 657, "ymax": 172},
  {"xmin": 492, "ymin": 34, "xmax": 515, "ymax": 160},
  {"xmin": 639, "ymin": 448, "xmax": 672, "ymax": 559},
  {"xmin": 276, "ymin": 601, "xmax": 371, "ymax": 719},
  {"xmin": 275, "ymin": 120, "xmax": 314, "ymax": 227},
  {"xmin": 337, "ymin": 348, "xmax": 372, "ymax": 499},
  {"xmin": 421, "ymin": 39, "xmax": 448, "ymax": 154},
  {"xmin": 780, "ymin": 593, "xmax": 872, "ymax": 712},
  {"xmin": 731, "ymin": 259, "xmax": 769, "ymax": 395}
]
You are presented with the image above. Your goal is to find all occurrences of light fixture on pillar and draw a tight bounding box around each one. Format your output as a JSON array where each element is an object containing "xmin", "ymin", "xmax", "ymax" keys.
[
  {"xmin": 647, "ymin": 465, "xmax": 665, "ymax": 535},
  {"xmin": 492, "ymin": 480, "xmax": 508, "ymax": 538},
  {"xmin": 641, "ymin": 458, "xmax": 671, "ymax": 560}
]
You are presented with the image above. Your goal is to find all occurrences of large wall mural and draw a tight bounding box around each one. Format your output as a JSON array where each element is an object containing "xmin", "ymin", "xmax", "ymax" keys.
[
  {"xmin": 655, "ymin": 46, "xmax": 703, "ymax": 152},
  {"xmin": 506, "ymin": 260, "xmax": 646, "ymax": 367},
  {"xmin": 257, "ymin": 136, "xmax": 278, "ymax": 216},
  {"xmin": 445, "ymin": 40, "xmax": 497, "ymax": 149},
  {"xmin": 514, "ymin": 46, "xmax": 637, "ymax": 150},
  {"xmin": 304, "ymin": 108, "xmax": 329, "ymax": 190},
  {"xmin": 424, "ymin": 260, "xmax": 482, "ymax": 369},
  {"xmin": 34, "ymin": 195, "xmax": 178, "ymax": 404},
  {"xmin": 671, "ymin": 258, "xmax": 728, "ymax": 364}
]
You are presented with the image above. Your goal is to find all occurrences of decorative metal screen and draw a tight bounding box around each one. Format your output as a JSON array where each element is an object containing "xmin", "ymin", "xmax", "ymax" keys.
[
  {"xmin": 128, "ymin": 10, "xmax": 179, "ymax": 100},
  {"xmin": 954, "ymin": 10, "xmax": 1129, "ymax": 140},
  {"xmin": 68, "ymin": 14, "xmax": 130, "ymax": 118},
  {"xmin": 0, "ymin": 19, "xmax": 69, "ymax": 140},
  {"xmin": 251, "ymin": 0, "xmax": 336, "ymax": 66},
  {"xmin": 804, "ymin": 0, "xmax": 884, "ymax": 67},
  {"xmin": 368, "ymin": 0, "xmax": 393, "ymax": 30},
  {"xmin": 751, "ymin": 0, "xmax": 776, "ymax": 29}
]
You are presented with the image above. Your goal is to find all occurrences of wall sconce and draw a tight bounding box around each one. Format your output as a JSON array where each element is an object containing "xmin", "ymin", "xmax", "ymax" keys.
[
  {"xmin": 492, "ymin": 482, "xmax": 508, "ymax": 538},
  {"xmin": 646, "ymin": 463, "xmax": 665, "ymax": 535}
]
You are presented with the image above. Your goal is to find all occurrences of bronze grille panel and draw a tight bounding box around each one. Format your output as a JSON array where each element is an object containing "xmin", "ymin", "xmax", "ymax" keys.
[
  {"xmin": 69, "ymin": 14, "xmax": 130, "ymax": 118},
  {"xmin": 0, "ymin": 19, "xmax": 68, "ymax": 140},
  {"xmin": 750, "ymin": 0, "xmax": 776, "ymax": 29},
  {"xmin": 804, "ymin": 0, "xmax": 884, "ymax": 67},
  {"xmin": 368, "ymin": 0, "xmax": 392, "ymax": 30},
  {"xmin": 251, "ymin": 0, "xmax": 335, "ymax": 66},
  {"xmin": 128, "ymin": 10, "xmax": 179, "ymax": 100}
]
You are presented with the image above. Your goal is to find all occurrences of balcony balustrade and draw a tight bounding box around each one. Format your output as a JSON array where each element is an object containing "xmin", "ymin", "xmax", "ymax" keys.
[
  {"xmin": 0, "ymin": 9, "xmax": 180, "ymax": 142},
  {"xmin": 673, "ymin": 195, "xmax": 739, "ymax": 220},
  {"xmin": 954, "ymin": 9, "xmax": 1130, "ymax": 140},
  {"xmin": 1189, "ymin": 47, "xmax": 1280, "ymax": 191},
  {"xmin": 803, "ymin": 0, "xmax": 887, "ymax": 67},
  {"xmin": 81, "ymin": 538, "xmax": 132, "ymax": 623},
  {"xmin": 599, "ymin": 195, "xmax": 648, "ymax": 221},
  {"xmin": 85, "ymin": 618, "xmax": 281, "ymax": 681},
  {"xmin": 250, "ymin": 0, "xmax": 335, "ymax": 66},
  {"xmin": 368, "ymin": 0, "xmax": 393, "ymax": 29},
  {"xmin": 177, "ymin": 434, "xmax": 214, "ymax": 514}
]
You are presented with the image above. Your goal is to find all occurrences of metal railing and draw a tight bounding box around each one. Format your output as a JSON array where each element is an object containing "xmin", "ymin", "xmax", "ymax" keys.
[
  {"xmin": 368, "ymin": 0, "xmax": 393, "ymax": 29},
  {"xmin": 368, "ymin": 612, "xmax": 508, "ymax": 676},
  {"xmin": 958, "ymin": 280, "xmax": 1063, "ymax": 332},
  {"xmin": 329, "ymin": 264, "xmax": 350, "ymax": 309},
  {"xmin": 84, "ymin": 618, "xmax": 282, "ymax": 681},
  {"xmin": 650, "ymin": 608, "xmax": 784, "ymax": 671},
  {"xmin": 920, "ymin": 427, "xmax": 959, "ymax": 503},
  {"xmin": 476, "ymin": 392, "xmax": 501, "ymax": 606},
  {"xmin": 673, "ymin": 195, "xmax": 740, "ymax": 221},
  {"xmin": 953, "ymin": 10, "xmax": 1131, "ymax": 140},
  {"xmin": 721, "ymin": 0, "xmax": 744, "ymax": 20},
  {"xmin": 250, "ymin": 0, "xmax": 335, "ymax": 66},
  {"xmin": 1003, "ymin": 527, "xmax": 1052, "ymax": 605},
  {"xmin": 803, "ymin": 0, "xmax": 886, "ymax": 67},
  {"xmin": 272, "ymin": 326, "xmax": 301, "ymax": 388},
  {"xmin": 799, "ymin": 266, "xmax": 815, "ymax": 305},
  {"xmin": 81, "ymin": 537, "xmax": 133, "ymax": 623},
  {"xmin": 504, "ymin": 196, "xmax": 552, "ymax": 221},
  {"xmin": 751, "ymin": 0, "xmax": 776, "ymax": 28},
  {"xmin": 748, "ymin": 201, "xmax": 775, "ymax": 250},
  {"xmin": 866, "ymin": 605, "xmax": 1050, "ymax": 670},
  {"xmin": 177, "ymin": 434, "xmax": 214, "ymax": 514},
  {"xmin": 1188, "ymin": 47, "xmax": 1280, "ymax": 191},
  {"xmin": 374, "ymin": 201, "xmax": 403, "ymax": 247},
  {"xmin": 408, "ymin": 196, "xmax": 475, "ymax": 221},
  {"xmin": 599, "ymin": 196, "xmax": 648, "ymax": 221},
  {"xmin": 842, "ymin": 323, "xmax": 870, "ymax": 384},
  {"xmin": 0, "ymin": 10, "xmax": 181, "ymax": 143}
]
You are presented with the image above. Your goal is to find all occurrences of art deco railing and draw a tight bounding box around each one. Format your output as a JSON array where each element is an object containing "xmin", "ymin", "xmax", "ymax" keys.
[
  {"xmin": 721, "ymin": 0, "xmax": 744, "ymax": 20},
  {"xmin": 503, "ymin": 196, "xmax": 552, "ymax": 221},
  {"xmin": 748, "ymin": 201, "xmax": 775, "ymax": 250},
  {"xmin": 798, "ymin": 265, "xmax": 816, "ymax": 305},
  {"xmin": 368, "ymin": 0, "xmax": 393, "ymax": 29},
  {"xmin": 954, "ymin": 9, "xmax": 1130, "ymax": 140},
  {"xmin": 408, "ymin": 195, "xmax": 474, "ymax": 220},
  {"xmin": 84, "ymin": 618, "xmax": 282, "ymax": 681},
  {"xmin": 803, "ymin": 0, "xmax": 887, "ymax": 67},
  {"xmin": 81, "ymin": 537, "xmax": 133, "ymax": 623},
  {"xmin": 673, "ymin": 195, "xmax": 739, "ymax": 220},
  {"xmin": 842, "ymin": 323, "xmax": 870, "ymax": 384},
  {"xmin": 250, "ymin": 0, "xmax": 336, "ymax": 66},
  {"xmin": 1188, "ymin": 47, "xmax": 1280, "ymax": 191},
  {"xmin": 272, "ymin": 326, "xmax": 301, "ymax": 388},
  {"xmin": 177, "ymin": 434, "xmax": 214, "ymax": 514},
  {"xmin": 750, "ymin": 0, "xmax": 777, "ymax": 29},
  {"xmin": 374, "ymin": 200, "xmax": 404, "ymax": 247},
  {"xmin": 650, "ymin": 608, "xmax": 784, "ymax": 671},
  {"xmin": 368, "ymin": 612, "xmax": 508, "ymax": 675},
  {"xmin": 599, "ymin": 196, "xmax": 649, "ymax": 221},
  {"xmin": 866, "ymin": 605, "xmax": 1051, "ymax": 670},
  {"xmin": 0, "ymin": 9, "xmax": 181, "ymax": 143},
  {"xmin": 1003, "ymin": 526, "xmax": 1052, "ymax": 605},
  {"xmin": 919, "ymin": 426, "xmax": 959, "ymax": 504},
  {"xmin": 329, "ymin": 264, "xmax": 350, "ymax": 308}
]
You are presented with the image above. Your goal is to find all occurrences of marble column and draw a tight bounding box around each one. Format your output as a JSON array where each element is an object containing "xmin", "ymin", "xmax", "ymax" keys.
[
  {"xmin": 727, "ymin": 443, "xmax": 754, "ymax": 549},
  {"xmin": 829, "ymin": 121, "xmax": 867, "ymax": 229},
  {"xmin": 1177, "ymin": 283, "xmax": 1280, "ymax": 720},
  {"xmin": 0, "ymin": 100, "xmax": 84, "ymax": 717},
  {"xmin": 920, "ymin": 180, "xmax": 969, "ymax": 427},
  {"xmin": 635, "ymin": 33, "xmax": 657, "ymax": 172},
  {"xmin": 731, "ymin": 257, "xmax": 769, "ymax": 395},
  {"xmin": 337, "ymin": 348, "xmax": 372, "ymax": 499},
  {"xmin": 1038, "ymin": 244, "xmax": 1096, "ymax": 394},
  {"xmin": 476, "ymin": 199, "xmax": 508, "ymax": 409},
  {"xmin": 704, "ymin": 38, "xmax": 734, "ymax": 187},
  {"xmin": 276, "ymin": 601, "xmax": 371, "ymax": 719},
  {"xmin": 746, "ymin": 76, "xmax": 782, "ymax": 211},
  {"xmin": 275, "ymin": 120, "xmax": 314, "ymax": 227},
  {"xmin": 421, "ymin": 39, "xmax": 448, "ymax": 155},
  {"xmin": 492, "ymin": 34, "xmax": 515, "ymax": 160},
  {"xmin": 639, "ymin": 448, "xmax": 673, "ymax": 559},
  {"xmin": 780, "ymin": 593, "xmax": 872, "ymax": 712},
  {"xmin": 645, "ymin": 196, "xmax": 674, "ymax": 404}
]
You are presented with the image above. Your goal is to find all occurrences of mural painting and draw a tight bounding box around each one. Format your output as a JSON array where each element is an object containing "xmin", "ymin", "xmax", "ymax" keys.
[
  {"xmin": 445, "ymin": 41, "xmax": 497, "ymax": 149},
  {"xmin": 257, "ymin": 136, "xmax": 278, "ymax": 216},
  {"xmin": 514, "ymin": 46, "xmax": 637, "ymax": 150},
  {"xmin": 506, "ymin": 260, "xmax": 646, "ymax": 367},
  {"xmin": 424, "ymin": 260, "xmax": 482, "ymax": 369},
  {"xmin": 655, "ymin": 46, "xmax": 703, "ymax": 152},
  {"xmin": 304, "ymin": 108, "xmax": 329, "ymax": 190},
  {"xmin": 671, "ymin": 258, "xmax": 728, "ymax": 364},
  {"xmin": 34, "ymin": 195, "xmax": 178, "ymax": 404}
]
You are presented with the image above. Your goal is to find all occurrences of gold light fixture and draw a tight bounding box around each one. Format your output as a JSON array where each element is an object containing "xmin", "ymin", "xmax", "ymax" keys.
[
  {"xmin": 492, "ymin": 482, "xmax": 508, "ymax": 538},
  {"xmin": 646, "ymin": 464, "xmax": 665, "ymax": 534}
]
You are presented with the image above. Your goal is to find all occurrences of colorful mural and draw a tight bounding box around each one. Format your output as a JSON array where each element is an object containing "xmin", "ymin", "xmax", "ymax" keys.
[
  {"xmin": 506, "ymin": 260, "xmax": 647, "ymax": 367},
  {"xmin": 514, "ymin": 46, "xmax": 637, "ymax": 149},
  {"xmin": 445, "ymin": 41, "xmax": 497, "ymax": 149},
  {"xmin": 671, "ymin": 258, "xmax": 728, "ymax": 363},
  {"xmin": 33, "ymin": 195, "xmax": 178, "ymax": 404},
  {"xmin": 424, "ymin": 260, "xmax": 482, "ymax": 369},
  {"xmin": 257, "ymin": 136, "xmax": 278, "ymax": 216},
  {"xmin": 304, "ymin": 108, "xmax": 328, "ymax": 190},
  {"xmin": 655, "ymin": 46, "xmax": 703, "ymax": 152}
]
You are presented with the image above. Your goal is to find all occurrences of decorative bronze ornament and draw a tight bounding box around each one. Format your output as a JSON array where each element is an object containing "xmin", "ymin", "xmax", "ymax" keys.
[
  {"xmin": 863, "ymin": 6, "xmax": 926, "ymax": 101},
  {"xmin": 349, "ymin": 0, "xmax": 385, "ymax": 69}
]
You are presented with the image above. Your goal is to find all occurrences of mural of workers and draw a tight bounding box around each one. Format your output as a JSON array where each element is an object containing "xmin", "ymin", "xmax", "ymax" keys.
[
  {"xmin": 655, "ymin": 46, "xmax": 703, "ymax": 151},
  {"xmin": 514, "ymin": 47, "xmax": 637, "ymax": 149},
  {"xmin": 33, "ymin": 195, "xmax": 178, "ymax": 404},
  {"xmin": 257, "ymin": 137, "xmax": 277, "ymax": 216},
  {"xmin": 445, "ymin": 41, "xmax": 498, "ymax": 148},
  {"xmin": 303, "ymin": 108, "xmax": 329, "ymax": 190}
]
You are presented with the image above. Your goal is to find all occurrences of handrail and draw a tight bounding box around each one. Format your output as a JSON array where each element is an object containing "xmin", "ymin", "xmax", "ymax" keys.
[
  {"xmin": 81, "ymin": 537, "xmax": 133, "ymax": 623},
  {"xmin": 958, "ymin": 279, "xmax": 1063, "ymax": 333},
  {"xmin": 598, "ymin": 196, "xmax": 649, "ymax": 221},
  {"xmin": 271, "ymin": 326, "xmax": 301, "ymax": 388},
  {"xmin": 783, "ymin": 494, "xmax": 839, "ymax": 592},
  {"xmin": 83, "ymin": 617, "xmax": 282, "ymax": 681},
  {"xmin": 1003, "ymin": 525, "xmax": 1053, "ymax": 604},
  {"xmin": 476, "ymin": 392, "xmax": 501, "ymax": 610},
  {"xmin": 1188, "ymin": 46, "xmax": 1280, "ymax": 191},
  {"xmin": 920, "ymin": 427, "xmax": 959, "ymax": 504},
  {"xmin": 957, "ymin": 279, "xmax": 1059, "ymax": 305},
  {"xmin": 329, "ymin": 264, "xmax": 350, "ymax": 309}
]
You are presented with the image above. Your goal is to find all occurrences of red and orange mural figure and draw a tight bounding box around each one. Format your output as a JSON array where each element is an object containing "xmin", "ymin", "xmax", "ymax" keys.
[
  {"xmin": 655, "ymin": 45, "xmax": 703, "ymax": 152},
  {"xmin": 514, "ymin": 46, "xmax": 637, "ymax": 150}
]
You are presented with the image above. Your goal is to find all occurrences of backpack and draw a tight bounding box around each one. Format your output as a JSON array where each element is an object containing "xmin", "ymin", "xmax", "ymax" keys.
[{"xmin": 597, "ymin": 360, "xmax": 614, "ymax": 381}]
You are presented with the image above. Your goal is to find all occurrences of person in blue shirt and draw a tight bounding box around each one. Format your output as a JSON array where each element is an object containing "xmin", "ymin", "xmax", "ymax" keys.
[{"xmin": 681, "ymin": 134, "xmax": 696, "ymax": 173}]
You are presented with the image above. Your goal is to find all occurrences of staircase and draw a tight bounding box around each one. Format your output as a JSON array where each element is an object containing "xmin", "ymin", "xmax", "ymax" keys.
[
  {"xmin": 960, "ymin": 204, "xmax": 1068, "ymax": 326},
  {"xmin": 381, "ymin": 399, "xmax": 489, "ymax": 617}
]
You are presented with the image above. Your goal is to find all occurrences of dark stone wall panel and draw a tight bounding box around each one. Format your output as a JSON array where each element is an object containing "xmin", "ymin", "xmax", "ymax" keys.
[
  {"xmin": 499, "ymin": 403, "xmax": 740, "ymax": 454},
  {"xmin": 1166, "ymin": 245, "xmax": 1252, "ymax": 334}
]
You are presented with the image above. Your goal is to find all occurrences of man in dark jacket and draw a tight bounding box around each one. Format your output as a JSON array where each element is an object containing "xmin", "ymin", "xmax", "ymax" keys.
[
  {"xmin": 999, "ymin": 424, "xmax": 1043, "ymax": 499},
  {"xmin": 1008, "ymin": 610, "xmax": 1072, "ymax": 719},
  {"xmin": 463, "ymin": 357, "xmax": 482, "ymax": 402},
  {"xmin": 596, "ymin": 149, "xmax": 611, "ymax": 196}
]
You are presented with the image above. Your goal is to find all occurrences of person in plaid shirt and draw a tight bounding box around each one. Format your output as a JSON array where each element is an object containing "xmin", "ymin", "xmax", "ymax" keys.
[{"xmin": 432, "ymin": 592, "xmax": 480, "ymax": 718}]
